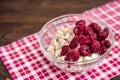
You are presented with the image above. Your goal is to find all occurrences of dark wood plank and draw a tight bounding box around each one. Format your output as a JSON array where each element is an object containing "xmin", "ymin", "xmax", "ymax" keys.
[
  {"xmin": 1, "ymin": 0, "xmax": 117, "ymax": 80},
  {"xmin": 0, "ymin": 0, "xmax": 112, "ymax": 46}
]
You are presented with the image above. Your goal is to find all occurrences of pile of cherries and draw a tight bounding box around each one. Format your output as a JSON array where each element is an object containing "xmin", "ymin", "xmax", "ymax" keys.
[{"xmin": 60, "ymin": 20, "xmax": 111, "ymax": 61}]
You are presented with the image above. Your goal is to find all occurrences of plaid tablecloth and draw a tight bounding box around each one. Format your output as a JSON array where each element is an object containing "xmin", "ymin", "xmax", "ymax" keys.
[{"xmin": 0, "ymin": 0, "xmax": 120, "ymax": 80}]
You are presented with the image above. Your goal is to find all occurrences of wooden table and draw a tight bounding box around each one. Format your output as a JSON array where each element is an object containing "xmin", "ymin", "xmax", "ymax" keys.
[{"xmin": 0, "ymin": 0, "xmax": 119, "ymax": 80}]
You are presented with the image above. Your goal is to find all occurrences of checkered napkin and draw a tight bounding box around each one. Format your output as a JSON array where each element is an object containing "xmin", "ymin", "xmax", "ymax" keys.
[{"xmin": 0, "ymin": 0, "xmax": 120, "ymax": 80}]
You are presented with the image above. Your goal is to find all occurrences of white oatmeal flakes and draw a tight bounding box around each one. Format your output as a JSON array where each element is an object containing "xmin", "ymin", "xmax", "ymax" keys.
[
  {"xmin": 47, "ymin": 45, "xmax": 54, "ymax": 52},
  {"xmin": 52, "ymin": 39, "xmax": 59, "ymax": 50},
  {"xmin": 47, "ymin": 27, "xmax": 73, "ymax": 57},
  {"xmin": 84, "ymin": 56, "xmax": 92, "ymax": 61},
  {"xmin": 77, "ymin": 56, "xmax": 83, "ymax": 62},
  {"xmin": 91, "ymin": 53, "xmax": 100, "ymax": 59},
  {"xmin": 57, "ymin": 56, "xmax": 65, "ymax": 61},
  {"xmin": 54, "ymin": 49, "xmax": 61, "ymax": 57},
  {"xmin": 47, "ymin": 45, "xmax": 55, "ymax": 56},
  {"xmin": 57, "ymin": 29, "xmax": 64, "ymax": 35},
  {"xmin": 64, "ymin": 32, "xmax": 71, "ymax": 40},
  {"xmin": 62, "ymin": 27, "xmax": 73, "ymax": 34}
]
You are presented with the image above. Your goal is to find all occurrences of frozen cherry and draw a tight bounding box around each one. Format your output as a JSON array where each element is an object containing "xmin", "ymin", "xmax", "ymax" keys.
[
  {"xmin": 74, "ymin": 20, "xmax": 86, "ymax": 36},
  {"xmin": 69, "ymin": 36, "xmax": 79, "ymax": 49},
  {"xmin": 73, "ymin": 24, "xmax": 86, "ymax": 35},
  {"xmin": 89, "ymin": 32, "xmax": 97, "ymax": 40},
  {"xmin": 73, "ymin": 27, "xmax": 82, "ymax": 35},
  {"xmin": 90, "ymin": 40, "xmax": 101, "ymax": 53},
  {"xmin": 88, "ymin": 23, "xmax": 101, "ymax": 33},
  {"xmin": 99, "ymin": 46, "xmax": 107, "ymax": 55},
  {"xmin": 78, "ymin": 35, "xmax": 91, "ymax": 45},
  {"xmin": 75, "ymin": 20, "xmax": 85, "ymax": 26},
  {"xmin": 64, "ymin": 56, "xmax": 70, "ymax": 61},
  {"xmin": 65, "ymin": 49, "xmax": 80, "ymax": 61},
  {"xmin": 98, "ymin": 28, "xmax": 109, "ymax": 41},
  {"xmin": 79, "ymin": 45, "xmax": 91, "ymax": 56},
  {"xmin": 103, "ymin": 27, "xmax": 109, "ymax": 37},
  {"xmin": 101, "ymin": 40, "xmax": 111, "ymax": 48},
  {"xmin": 85, "ymin": 27, "xmax": 97, "ymax": 40},
  {"xmin": 61, "ymin": 45, "xmax": 69, "ymax": 56},
  {"xmin": 84, "ymin": 27, "xmax": 93, "ymax": 36},
  {"xmin": 98, "ymin": 31, "xmax": 106, "ymax": 41}
]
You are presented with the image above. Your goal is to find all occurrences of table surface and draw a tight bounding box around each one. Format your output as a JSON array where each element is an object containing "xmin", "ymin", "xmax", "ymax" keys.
[{"xmin": 0, "ymin": 0, "xmax": 120, "ymax": 80}]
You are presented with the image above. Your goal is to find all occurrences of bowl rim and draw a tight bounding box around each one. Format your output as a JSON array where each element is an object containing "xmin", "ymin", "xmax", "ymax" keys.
[{"xmin": 38, "ymin": 14, "xmax": 114, "ymax": 65}]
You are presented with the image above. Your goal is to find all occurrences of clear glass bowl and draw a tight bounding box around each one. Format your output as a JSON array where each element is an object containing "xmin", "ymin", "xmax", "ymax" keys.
[{"xmin": 38, "ymin": 14, "xmax": 114, "ymax": 73}]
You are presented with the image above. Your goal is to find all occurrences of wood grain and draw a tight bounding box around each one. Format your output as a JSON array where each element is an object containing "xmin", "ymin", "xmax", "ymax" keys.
[{"xmin": 0, "ymin": 0, "xmax": 116, "ymax": 79}]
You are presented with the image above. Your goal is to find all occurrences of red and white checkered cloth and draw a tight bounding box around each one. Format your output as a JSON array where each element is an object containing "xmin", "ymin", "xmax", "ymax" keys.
[{"xmin": 0, "ymin": 0, "xmax": 120, "ymax": 80}]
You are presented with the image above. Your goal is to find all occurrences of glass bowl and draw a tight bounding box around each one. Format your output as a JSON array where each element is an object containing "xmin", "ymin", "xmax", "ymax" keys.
[{"xmin": 38, "ymin": 14, "xmax": 114, "ymax": 73}]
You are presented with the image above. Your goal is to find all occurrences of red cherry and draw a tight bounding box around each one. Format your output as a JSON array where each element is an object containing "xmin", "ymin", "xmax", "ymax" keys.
[
  {"xmin": 84, "ymin": 27, "xmax": 97, "ymax": 40},
  {"xmin": 79, "ymin": 45, "xmax": 91, "ymax": 56},
  {"xmin": 98, "ymin": 28, "xmax": 109, "ymax": 41},
  {"xmin": 73, "ymin": 27, "xmax": 82, "ymax": 35},
  {"xmin": 75, "ymin": 20, "xmax": 85, "ymax": 26},
  {"xmin": 99, "ymin": 46, "xmax": 107, "ymax": 55},
  {"xmin": 61, "ymin": 45, "xmax": 69, "ymax": 56},
  {"xmin": 69, "ymin": 36, "xmax": 79, "ymax": 49},
  {"xmin": 101, "ymin": 40, "xmax": 111, "ymax": 48},
  {"xmin": 88, "ymin": 22, "xmax": 101, "ymax": 33},
  {"xmin": 90, "ymin": 40, "xmax": 101, "ymax": 53},
  {"xmin": 78, "ymin": 35, "xmax": 91, "ymax": 45},
  {"xmin": 84, "ymin": 27, "xmax": 93, "ymax": 36},
  {"xmin": 65, "ymin": 49, "xmax": 80, "ymax": 61}
]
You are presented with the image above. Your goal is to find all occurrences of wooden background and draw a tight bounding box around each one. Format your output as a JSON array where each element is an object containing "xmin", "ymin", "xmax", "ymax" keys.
[{"xmin": 1, "ymin": 0, "xmax": 119, "ymax": 80}]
